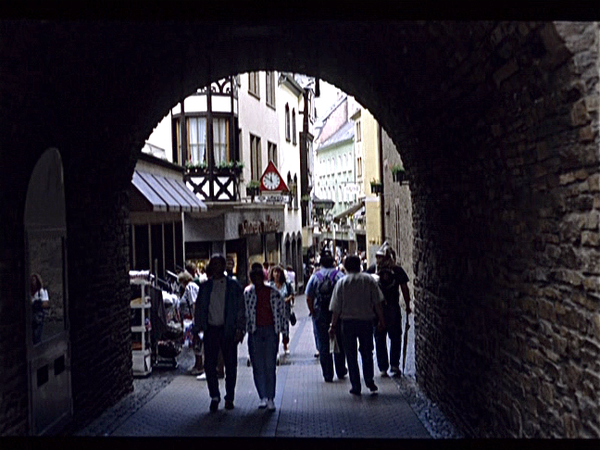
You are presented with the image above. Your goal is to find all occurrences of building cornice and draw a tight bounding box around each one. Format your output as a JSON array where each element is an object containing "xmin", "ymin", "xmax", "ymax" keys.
[{"xmin": 279, "ymin": 72, "xmax": 304, "ymax": 97}]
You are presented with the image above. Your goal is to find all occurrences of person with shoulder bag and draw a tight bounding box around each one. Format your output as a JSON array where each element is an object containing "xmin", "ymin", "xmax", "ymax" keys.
[
  {"xmin": 245, "ymin": 263, "xmax": 287, "ymax": 411},
  {"xmin": 305, "ymin": 249, "xmax": 347, "ymax": 383},
  {"xmin": 269, "ymin": 264, "xmax": 295, "ymax": 355}
]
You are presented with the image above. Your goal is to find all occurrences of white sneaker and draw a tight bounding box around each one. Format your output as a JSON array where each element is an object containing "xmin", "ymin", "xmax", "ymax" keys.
[
  {"xmin": 266, "ymin": 399, "xmax": 276, "ymax": 411},
  {"xmin": 196, "ymin": 373, "xmax": 206, "ymax": 380},
  {"xmin": 258, "ymin": 398, "xmax": 268, "ymax": 409}
]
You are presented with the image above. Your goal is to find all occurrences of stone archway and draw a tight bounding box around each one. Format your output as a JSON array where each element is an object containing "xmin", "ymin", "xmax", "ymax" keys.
[{"xmin": 0, "ymin": 19, "xmax": 598, "ymax": 437}]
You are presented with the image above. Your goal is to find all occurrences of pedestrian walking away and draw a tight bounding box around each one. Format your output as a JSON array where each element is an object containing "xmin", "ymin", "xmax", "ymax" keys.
[
  {"xmin": 366, "ymin": 242, "xmax": 412, "ymax": 378},
  {"xmin": 245, "ymin": 263, "xmax": 288, "ymax": 411},
  {"xmin": 193, "ymin": 254, "xmax": 246, "ymax": 412},
  {"xmin": 329, "ymin": 254, "xmax": 386, "ymax": 396},
  {"xmin": 305, "ymin": 249, "xmax": 347, "ymax": 382}
]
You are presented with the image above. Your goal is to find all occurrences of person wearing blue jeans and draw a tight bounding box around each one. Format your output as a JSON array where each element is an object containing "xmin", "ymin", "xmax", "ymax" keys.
[
  {"xmin": 329, "ymin": 255, "xmax": 386, "ymax": 395},
  {"xmin": 244, "ymin": 263, "xmax": 288, "ymax": 411},
  {"xmin": 306, "ymin": 249, "xmax": 347, "ymax": 382}
]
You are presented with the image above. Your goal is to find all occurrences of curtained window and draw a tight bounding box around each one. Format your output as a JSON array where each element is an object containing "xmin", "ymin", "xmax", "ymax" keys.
[
  {"xmin": 213, "ymin": 117, "xmax": 229, "ymax": 165},
  {"xmin": 188, "ymin": 117, "xmax": 207, "ymax": 165}
]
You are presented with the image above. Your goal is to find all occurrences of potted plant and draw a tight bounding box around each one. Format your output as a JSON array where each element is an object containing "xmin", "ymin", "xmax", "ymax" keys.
[
  {"xmin": 370, "ymin": 178, "xmax": 383, "ymax": 194},
  {"xmin": 246, "ymin": 179, "xmax": 260, "ymax": 199},
  {"xmin": 391, "ymin": 164, "xmax": 406, "ymax": 183},
  {"xmin": 232, "ymin": 160, "xmax": 244, "ymax": 175},
  {"xmin": 185, "ymin": 160, "xmax": 207, "ymax": 173},
  {"xmin": 215, "ymin": 160, "xmax": 232, "ymax": 173}
]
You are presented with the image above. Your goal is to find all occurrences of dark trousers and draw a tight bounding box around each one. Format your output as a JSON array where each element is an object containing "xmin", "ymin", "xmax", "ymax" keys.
[
  {"xmin": 342, "ymin": 319, "xmax": 375, "ymax": 392},
  {"xmin": 315, "ymin": 311, "xmax": 346, "ymax": 380},
  {"xmin": 312, "ymin": 316, "xmax": 320, "ymax": 353},
  {"xmin": 374, "ymin": 302, "xmax": 402, "ymax": 371},
  {"xmin": 204, "ymin": 325, "xmax": 238, "ymax": 402}
]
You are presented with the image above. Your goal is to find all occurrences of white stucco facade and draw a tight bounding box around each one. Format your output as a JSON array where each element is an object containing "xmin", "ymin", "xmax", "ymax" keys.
[
  {"xmin": 147, "ymin": 111, "xmax": 173, "ymax": 161},
  {"xmin": 276, "ymin": 74, "xmax": 303, "ymax": 240},
  {"xmin": 238, "ymin": 72, "xmax": 280, "ymax": 186}
]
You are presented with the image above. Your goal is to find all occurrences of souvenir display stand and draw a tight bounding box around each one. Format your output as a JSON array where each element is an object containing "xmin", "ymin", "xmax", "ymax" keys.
[{"xmin": 130, "ymin": 271, "xmax": 153, "ymax": 377}]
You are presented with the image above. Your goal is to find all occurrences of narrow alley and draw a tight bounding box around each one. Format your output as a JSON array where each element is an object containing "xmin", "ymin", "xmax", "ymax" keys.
[{"xmin": 74, "ymin": 294, "xmax": 462, "ymax": 440}]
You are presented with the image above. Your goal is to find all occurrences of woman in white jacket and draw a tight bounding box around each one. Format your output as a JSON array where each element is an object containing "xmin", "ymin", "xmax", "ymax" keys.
[{"xmin": 244, "ymin": 262, "xmax": 288, "ymax": 411}]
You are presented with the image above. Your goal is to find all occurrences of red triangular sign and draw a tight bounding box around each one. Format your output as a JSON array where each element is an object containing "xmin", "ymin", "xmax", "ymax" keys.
[{"xmin": 259, "ymin": 161, "xmax": 289, "ymax": 193}]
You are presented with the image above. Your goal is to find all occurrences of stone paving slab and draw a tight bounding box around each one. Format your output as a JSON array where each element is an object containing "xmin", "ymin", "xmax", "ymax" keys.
[
  {"xmin": 75, "ymin": 295, "xmax": 463, "ymax": 441},
  {"xmin": 109, "ymin": 312, "xmax": 430, "ymax": 438}
]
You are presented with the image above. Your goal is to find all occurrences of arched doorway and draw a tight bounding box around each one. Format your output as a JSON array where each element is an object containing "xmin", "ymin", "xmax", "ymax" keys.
[
  {"xmin": 1, "ymin": 19, "xmax": 598, "ymax": 438},
  {"xmin": 24, "ymin": 148, "xmax": 72, "ymax": 435}
]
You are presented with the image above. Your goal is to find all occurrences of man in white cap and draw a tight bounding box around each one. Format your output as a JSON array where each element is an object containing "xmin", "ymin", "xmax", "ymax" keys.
[{"xmin": 366, "ymin": 242, "xmax": 411, "ymax": 377}]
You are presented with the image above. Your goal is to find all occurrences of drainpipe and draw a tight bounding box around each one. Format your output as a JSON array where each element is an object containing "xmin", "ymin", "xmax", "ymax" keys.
[{"xmin": 378, "ymin": 124, "xmax": 385, "ymax": 243}]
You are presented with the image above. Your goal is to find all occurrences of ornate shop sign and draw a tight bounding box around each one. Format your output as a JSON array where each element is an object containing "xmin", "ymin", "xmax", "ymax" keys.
[{"xmin": 238, "ymin": 215, "xmax": 281, "ymax": 236}]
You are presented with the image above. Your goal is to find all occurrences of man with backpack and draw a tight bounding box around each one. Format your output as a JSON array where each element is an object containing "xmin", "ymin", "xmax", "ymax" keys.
[{"xmin": 306, "ymin": 248, "xmax": 347, "ymax": 382}]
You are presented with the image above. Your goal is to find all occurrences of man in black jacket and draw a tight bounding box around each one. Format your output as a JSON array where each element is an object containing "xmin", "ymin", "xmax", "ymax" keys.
[{"xmin": 366, "ymin": 242, "xmax": 411, "ymax": 378}]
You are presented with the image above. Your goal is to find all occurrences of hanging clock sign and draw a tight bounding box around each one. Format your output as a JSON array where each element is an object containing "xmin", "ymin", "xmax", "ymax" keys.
[{"xmin": 259, "ymin": 161, "xmax": 289, "ymax": 193}]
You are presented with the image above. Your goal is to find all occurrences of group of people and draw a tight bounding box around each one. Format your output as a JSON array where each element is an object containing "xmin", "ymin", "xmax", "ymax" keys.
[
  {"xmin": 305, "ymin": 241, "xmax": 411, "ymax": 396},
  {"xmin": 177, "ymin": 255, "xmax": 296, "ymax": 412},
  {"xmin": 176, "ymin": 239, "xmax": 410, "ymax": 412}
]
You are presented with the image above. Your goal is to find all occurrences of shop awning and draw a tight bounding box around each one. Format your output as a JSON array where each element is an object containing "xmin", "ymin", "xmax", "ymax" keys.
[
  {"xmin": 131, "ymin": 170, "xmax": 207, "ymax": 213},
  {"xmin": 333, "ymin": 200, "xmax": 364, "ymax": 221}
]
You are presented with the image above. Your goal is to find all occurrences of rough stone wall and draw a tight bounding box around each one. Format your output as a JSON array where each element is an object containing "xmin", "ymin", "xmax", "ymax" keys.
[
  {"xmin": 381, "ymin": 128, "xmax": 414, "ymax": 284},
  {"xmin": 406, "ymin": 22, "xmax": 600, "ymax": 437},
  {"xmin": 0, "ymin": 19, "xmax": 598, "ymax": 438}
]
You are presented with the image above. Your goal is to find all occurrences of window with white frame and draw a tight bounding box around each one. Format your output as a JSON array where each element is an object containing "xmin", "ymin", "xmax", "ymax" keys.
[{"xmin": 356, "ymin": 120, "xmax": 362, "ymax": 142}]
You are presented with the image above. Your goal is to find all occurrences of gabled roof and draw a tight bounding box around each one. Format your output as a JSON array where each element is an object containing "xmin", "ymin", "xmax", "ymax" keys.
[
  {"xmin": 317, "ymin": 120, "xmax": 354, "ymax": 151},
  {"xmin": 315, "ymin": 93, "xmax": 347, "ymax": 128}
]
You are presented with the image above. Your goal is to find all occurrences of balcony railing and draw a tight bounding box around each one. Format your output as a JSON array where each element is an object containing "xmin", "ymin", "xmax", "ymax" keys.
[{"xmin": 185, "ymin": 167, "xmax": 242, "ymax": 202}]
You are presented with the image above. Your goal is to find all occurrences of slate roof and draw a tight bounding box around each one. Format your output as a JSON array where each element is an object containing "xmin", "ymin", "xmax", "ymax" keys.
[{"xmin": 317, "ymin": 120, "xmax": 354, "ymax": 151}]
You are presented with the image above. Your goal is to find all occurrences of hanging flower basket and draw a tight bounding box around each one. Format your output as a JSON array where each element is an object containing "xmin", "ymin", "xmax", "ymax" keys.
[
  {"xmin": 392, "ymin": 171, "xmax": 405, "ymax": 183},
  {"xmin": 370, "ymin": 180, "xmax": 383, "ymax": 194},
  {"xmin": 391, "ymin": 164, "xmax": 406, "ymax": 184}
]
